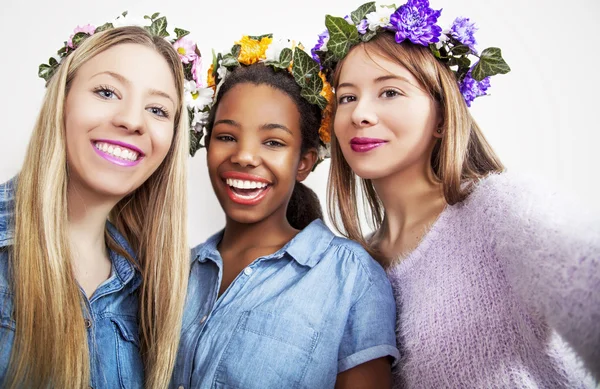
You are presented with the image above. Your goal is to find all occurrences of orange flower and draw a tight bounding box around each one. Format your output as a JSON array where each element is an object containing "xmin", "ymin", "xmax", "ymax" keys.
[
  {"xmin": 206, "ymin": 63, "xmax": 216, "ymax": 91},
  {"xmin": 236, "ymin": 35, "xmax": 273, "ymax": 65},
  {"xmin": 318, "ymin": 72, "xmax": 334, "ymax": 144}
]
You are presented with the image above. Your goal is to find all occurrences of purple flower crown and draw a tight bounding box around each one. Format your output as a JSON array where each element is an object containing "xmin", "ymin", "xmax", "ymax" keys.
[{"xmin": 312, "ymin": 0, "xmax": 510, "ymax": 106}]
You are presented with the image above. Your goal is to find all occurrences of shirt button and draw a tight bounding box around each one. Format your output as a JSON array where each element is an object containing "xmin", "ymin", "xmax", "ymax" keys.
[
  {"xmin": 84, "ymin": 319, "xmax": 92, "ymax": 329},
  {"xmin": 200, "ymin": 315, "xmax": 207, "ymax": 324},
  {"xmin": 243, "ymin": 267, "xmax": 253, "ymax": 276},
  {"xmin": 178, "ymin": 386, "xmax": 184, "ymax": 389}
]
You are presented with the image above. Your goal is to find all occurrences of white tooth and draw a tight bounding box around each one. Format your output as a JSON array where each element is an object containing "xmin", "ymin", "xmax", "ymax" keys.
[
  {"xmin": 114, "ymin": 147, "xmax": 122, "ymax": 157},
  {"xmin": 242, "ymin": 181, "xmax": 250, "ymax": 189},
  {"xmin": 235, "ymin": 180, "xmax": 242, "ymax": 188},
  {"xmin": 249, "ymin": 181, "xmax": 257, "ymax": 189},
  {"xmin": 107, "ymin": 145, "xmax": 114, "ymax": 154},
  {"xmin": 130, "ymin": 151, "xmax": 138, "ymax": 161},
  {"xmin": 123, "ymin": 150, "xmax": 130, "ymax": 160}
]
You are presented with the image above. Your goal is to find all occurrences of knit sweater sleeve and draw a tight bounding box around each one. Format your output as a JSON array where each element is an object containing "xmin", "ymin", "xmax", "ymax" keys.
[{"xmin": 474, "ymin": 173, "xmax": 600, "ymax": 381}]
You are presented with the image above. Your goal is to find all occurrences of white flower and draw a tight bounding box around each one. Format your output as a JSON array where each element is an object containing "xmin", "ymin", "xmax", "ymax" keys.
[
  {"xmin": 184, "ymin": 80, "xmax": 214, "ymax": 111},
  {"xmin": 435, "ymin": 30, "xmax": 450, "ymax": 49},
  {"xmin": 264, "ymin": 37, "xmax": 290, "ymax": 62},
  {"xmin": 318, "ymin": 143, "xmax": 331, "ymax": 160},
  {"xmin": 191, "ymin": 109, "xmax": 209, "ymax": 127},
  {"xmin": 366, "ymin": 6, "xmax": 393, "ymax": 31},
  {"xmin": 112, "ymin": 14, "xmax": 148, "ymax": 29}
]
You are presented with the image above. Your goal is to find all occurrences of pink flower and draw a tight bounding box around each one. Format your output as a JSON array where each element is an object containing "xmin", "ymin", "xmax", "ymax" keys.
[
  {"xmin": 191, "ymin": 57, "xmax": 204, "ymax": 87},
  {"xmin": 172, "ymin": 37, "xmax": 198, "ymax": 64},
  {"xmin": 67, "ymin": 24, "xmax": 96, "ymax": 48}
]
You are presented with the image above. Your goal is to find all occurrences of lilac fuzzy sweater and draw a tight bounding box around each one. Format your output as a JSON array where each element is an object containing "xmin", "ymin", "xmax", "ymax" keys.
[{"xmin": 386, "ymin": 173, "xmax": 599, "ymax": 388}]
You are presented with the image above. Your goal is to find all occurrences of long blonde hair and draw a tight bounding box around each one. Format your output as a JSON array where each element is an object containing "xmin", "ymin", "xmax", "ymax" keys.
[
  {"xmin": 6, "ymin": 26, "xmax": 189, "ymax": 388},
  {"xmin": 327, "ymin": 32, "xmax": 504, "ymax": 258}
]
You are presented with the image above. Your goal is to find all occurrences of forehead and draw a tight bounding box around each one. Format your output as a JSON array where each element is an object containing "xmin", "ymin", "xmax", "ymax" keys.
[
  {"xmin": 74, "ymin": 43, "xmax": 177, "ymax": 97},
  {"xmin": 338, "ymin": 46, "xmax": 419, "ymax": 86},
  {"xmin": 216, "ymin": 83, "xmax": 301, "ymax": 129}
]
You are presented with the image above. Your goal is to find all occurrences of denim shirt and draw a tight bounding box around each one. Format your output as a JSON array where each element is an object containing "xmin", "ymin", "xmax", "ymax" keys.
[
  {"xmin": 171, "ymin": 219, "xmax": 399, "ymax": 389},
  {"xmin": 0, "ymin": 179, "xmax": 143, "ymax": 388}
]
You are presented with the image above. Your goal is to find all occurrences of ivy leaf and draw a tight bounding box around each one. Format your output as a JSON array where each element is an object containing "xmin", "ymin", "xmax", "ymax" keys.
[
  {"xmin": 350, "ymin": 2, "xmax": 376, "ymax": 24},
  {"xmin": 267, "ymin": 47, "xmax": 293, "ymax": 69},
  {"xmin": 95, "ymin": 22, "xmax": 113, "ymax": 33},
  {"xmin": 231, "ymin": 44, "xmax": 241, "ymax": 58},
  {"xmin": 429, "ymin": 43, "xmax": 441, "ymax": 59},
  {"xmin": 292, "ymin": 48, "xmax": 320, "ymax": 90},
  {"xmin": 38, "ymin": 64, "xmax": 56, "ymax": 82},
  {"xmin": 189, "ymin": 129, "xmax": 203, "ymax": 157},
  {"xmin": 301, "ymin": 90, "xmax": 328, "ymax": 110},
  {"xmin": 325, "ymin": 15, "xmax": 360, "ymax": 60},
  {"xmin": 471, "ymin": 47, "xmax": 510, "ymax": 81},
  {"xmin": 57, "ymin": 46, "xmax": 68, "ymax": 56},
  {"xmin": 361, "ymin": 30, "xmax": 377, "ymax": 42},
  {"xmin": 71, "ymin": 32, "xmax": 89, "ymax": 47},
  {"xmin": 121, "ymin": 11, "xmax": 128, "ymax": 17},
  {"xmin": 48, "ymin": 57, "xmax": 58, "ymax": 66},
  {"xmin": 221, "ymin": 53, "xmax": 239, "ymax": 68},
  {"xmin": 450, "ymin": 44, "xmax": 470, "ymax": 56},
  {"xmin": 146, "ymin": 16, "xmax": 168, "ymax": 37},
  {"xmin": 151, "ymin": 12, "xmax": 160, "ymax": 20},
  {"xmin": 456, "ymin": 56, "xmax": 471, "ymax": 69},
  {"xmin": 174, "ymin": 28, "xmax": 189, "ymax": 40},
  {"xmin": 248, "ymin": 33, "xmax": 273, "ymax": 41}
]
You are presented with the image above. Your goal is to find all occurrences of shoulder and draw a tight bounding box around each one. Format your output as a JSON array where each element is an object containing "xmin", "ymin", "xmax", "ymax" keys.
[{"xmin": 0, "ymin": 177, "xmax": 17, "ymax": 247}]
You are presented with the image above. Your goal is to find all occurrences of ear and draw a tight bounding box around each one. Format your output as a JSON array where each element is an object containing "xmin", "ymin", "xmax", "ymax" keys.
[
  {"xmin": 433, "ymin": 103, "xmax": 444, "ymax": 139},
  {"xmin": 296, "ymin": 148, "xmax": 318, "ymax": 182}
]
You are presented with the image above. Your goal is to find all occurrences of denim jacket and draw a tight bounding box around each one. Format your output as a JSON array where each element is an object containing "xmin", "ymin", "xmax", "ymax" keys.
[
  {"xmin": 171, "ymin": 219, "xmax": 399, "ymax": 389},
  {"xmin": 0, "ymin": 179, "xmax": 143, "ymax": 388}
]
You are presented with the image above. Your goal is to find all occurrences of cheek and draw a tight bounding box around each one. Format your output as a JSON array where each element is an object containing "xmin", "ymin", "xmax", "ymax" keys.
[{"xmin": 149, "ymin": 123, "xmax": 175, "ymax": 157}]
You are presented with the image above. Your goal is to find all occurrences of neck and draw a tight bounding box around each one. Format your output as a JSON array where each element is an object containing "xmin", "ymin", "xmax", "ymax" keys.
[
  {"xmin": 373, "ymin": 159, "xmax": 445, "ymax": 244},
  {"xmin": 220, "ymin": 209, "xmax": 297, "ymax": 260}
]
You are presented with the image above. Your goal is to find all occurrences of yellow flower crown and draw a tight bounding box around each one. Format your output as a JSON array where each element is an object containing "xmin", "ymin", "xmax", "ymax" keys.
[{"xmin": 206, "ymin": 34, "xmax": 333, "ymax": 163}]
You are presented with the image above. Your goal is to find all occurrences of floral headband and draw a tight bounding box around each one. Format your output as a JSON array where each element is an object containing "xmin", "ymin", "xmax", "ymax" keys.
[
  {"xmin": 203, "ymin": 34, "xmax": 333, "ymax": 166},
  {"xmin": 38, "ymin": 12, "xmax": 214, "ymax": 156},
  {"xmin": 312, "ymin": 0, "xmax": 511, "ymax": 106}
]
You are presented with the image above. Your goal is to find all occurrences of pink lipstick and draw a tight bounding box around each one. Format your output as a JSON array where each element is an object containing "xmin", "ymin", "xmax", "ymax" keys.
[
  {"xmin": 350, "ymin": 137, "xmax": 388, "ymax": 153},
  {"xmin": 91, "ymin": 139, "xmax": 145, "ymax": 167}
]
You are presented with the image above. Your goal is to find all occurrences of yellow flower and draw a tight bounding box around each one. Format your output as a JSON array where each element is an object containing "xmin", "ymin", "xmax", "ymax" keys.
[
  {"xmin": 236, "ymin": 35, "xmax": 273, "ymax": 65},
  {"xmin": 206, "ymin": 63, "xmax": 216, "ymax": 91},
  {"xmin": 318, "ymin": 72, "xmax": 334, "ymax": 144}
]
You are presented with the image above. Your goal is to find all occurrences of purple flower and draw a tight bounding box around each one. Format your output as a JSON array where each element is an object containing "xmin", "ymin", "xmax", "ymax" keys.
[
  {"xmin": 450, "ymin": 17, "xmax": 478, "ymax": 52},
  {"xmin": 459, "ymin": 71, "xmax": 491, "ymax": 106},
  {"xmin": 357, "ymin": 19, "xmax": 369, "ymax": 34},
  {"xmin": 311, "ymin": 29, "xmax": 330, "ymax": 63},
  {"xmin": 389, "ymin": 0, "xmax": 442, "ymax": 46}
]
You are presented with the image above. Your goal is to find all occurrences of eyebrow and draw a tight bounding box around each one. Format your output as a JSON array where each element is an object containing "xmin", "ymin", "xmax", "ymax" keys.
[
  {"xmin": 337, "ymin": 74, "xmax": 415, "ymax": 90},
  {"xmin": 213, "ymin": 119, "xmax": 293, "ymax": 135},
  {"xmin": 90, "ymin": 71, "xmax": 175, "ymax": 105}
]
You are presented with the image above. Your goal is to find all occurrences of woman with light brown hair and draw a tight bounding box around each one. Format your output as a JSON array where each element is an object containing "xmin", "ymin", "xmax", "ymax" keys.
[
  {"xmin": 315, "ymin": 1, "xmax": 600, "ymax": 387},
  {"xmin": 0, "ymin": 14, "xmax": 204, "ymax": 388}
]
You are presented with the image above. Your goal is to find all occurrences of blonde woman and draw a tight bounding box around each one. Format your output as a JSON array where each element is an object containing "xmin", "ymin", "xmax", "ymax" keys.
[{"xmin": 0, "ymin": 19, "xmax": 195, "ymax": 388}]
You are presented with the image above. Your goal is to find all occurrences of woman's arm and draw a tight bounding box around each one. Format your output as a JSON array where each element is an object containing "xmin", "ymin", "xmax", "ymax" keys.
[{"xmin": 335, "ymin": 357, "xmax": 392, "ymax": 389}]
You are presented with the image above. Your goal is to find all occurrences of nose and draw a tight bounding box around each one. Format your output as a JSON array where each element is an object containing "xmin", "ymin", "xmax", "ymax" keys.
[
  {"xmin": 112, "ymin": 98, "xmax": 145, "ymax": 134},
  {"xmin": 230, "ymin": 139, "xmax": 261, "ymax": 168},
  {"xmin": 350, "ymin": 97, "xmax": 378, "ymax": 128}
]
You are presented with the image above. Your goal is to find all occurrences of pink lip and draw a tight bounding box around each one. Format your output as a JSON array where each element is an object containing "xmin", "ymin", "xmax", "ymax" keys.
[
  {"xmin": 94, "ymin": 139, "xmax": 145, "ymax": 155},
  {"xmin": 91, "ymin": 140, "xmax": 144, "ymax": 167},
  {"xmin": 350, "ymin": 137, "xmax": 388, "ymax": 153}
]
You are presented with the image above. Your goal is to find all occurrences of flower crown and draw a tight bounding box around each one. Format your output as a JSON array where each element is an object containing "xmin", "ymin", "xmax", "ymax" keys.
[
  {"xmin": 202, "ymin": 34, "xmax": 333, "ymax": 166},
  {"xmin": 312, "ymin": 0, "xmax": 511, "ymax": 106},
  {"xmin": 38, "ymin": 12, "xmax": 214, "ymax": 156}
]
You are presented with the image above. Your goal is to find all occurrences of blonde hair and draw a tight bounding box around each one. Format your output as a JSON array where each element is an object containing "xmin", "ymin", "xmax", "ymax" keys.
[
  {"xmin": 6, "ymin": 26, "xmax": 189, "ymax": 388},
  {"xmin": 327, "ymin": 32, "xmax": 504, "ymax": 258}
]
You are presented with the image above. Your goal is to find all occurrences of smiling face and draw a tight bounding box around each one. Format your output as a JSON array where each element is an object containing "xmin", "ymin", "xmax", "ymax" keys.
[
  {"xmin": 208, "ymin": 82, "xmax": 313, "ymax": 225},
  {"xmin": 334, "ymin": 46, "xmax": 441, "ymax": 181},
  {"xmin": 64, "ymin": 43, "xmax": 177, "ymax": 201}
]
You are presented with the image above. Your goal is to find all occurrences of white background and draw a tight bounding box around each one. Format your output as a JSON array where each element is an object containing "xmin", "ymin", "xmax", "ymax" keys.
[{"xmin": 1, "ymin": 0, "xmax": 598, "ymax": 246}]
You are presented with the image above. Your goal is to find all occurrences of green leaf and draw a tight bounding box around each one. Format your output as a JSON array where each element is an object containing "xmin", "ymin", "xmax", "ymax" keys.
[
  {"xmin": 57, "ymin": 46, "xmax": 68, "ymax": 56},
  {"xmin": 325, "ymin": 15, "xmax": 360, "ymax": 60},
  {"xmin": 456, "ymin": 56, "xmax": 471, "ymax": 69},
  {"xmin": 248, "ymin": 33, "xmax": 273, "ymax": 41},
  {"xmin": 146, "ymin": 16, "xmax": 168, "ymax": 37},
  {"xmin": 95, "ymin": 22, "xmax": 113, "ymax": 33},
  {"xmin": 278, "ymin": 47, "xmax": 293, "ymax": 68},
  {"xmin": 450, "ymin": 44, "xmax": 470, "ymax": 56},
  {"xmin": 292, "ymin": 48, "xmax": 321, "ymax": 89},
  {"xmin": 429, "ymin": 43, "xmax": 441, "ymax": 59},
  {"xmin": 221, "ymin": 53, "xmax": 239, "ymax": 68},
  {"xmin": 361, "ymin": 30, "xmax": 377, "ymax": 42},
  {"xmin": 151, "ymin": 12, "xmax": 160, "ymax": 20},
  {"xmin": 121, "ymin": 11, "xmax": 128, "ymax": 17},
  {"xmin": 174, "ymin": 28, "xmax": 189, "ymax": 39},
  {"xmin": 144, "ymin": 15, "xmax": 152, "ymax": 20},
  {"xmin": 48, "ymin": 57, "xmax": 58, "ymax": 66},
  {"xmin": 71, "ymin": 32, "xmax": 89, "ymax": 47},
  {"xmin": 189, "ymin": 129, "xmax": 203, "ymax": 157},
  {"xmin": 350, "ymin": 2, "xmax": 376, "ymax": 24},
  {"xmin": 301, "ymin": 90, "xmax": 328, "ymax": 110},
  {"xmin": 471, "ymin": 47, "xmax": 510, "ymax": 81},
  {"xmin": 231, "ymin": 44, "xmax": 241, "ymax": 58},
  {"xmin": 38, "ymin": 64, "xmax": 56, "ymax": 82}
]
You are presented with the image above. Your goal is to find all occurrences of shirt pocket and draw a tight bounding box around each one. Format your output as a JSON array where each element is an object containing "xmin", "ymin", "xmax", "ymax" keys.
[
  {"xmin": 111, "ymin": 317, "xmax": 143, "ymax": 389},
  {"xmin": 213, "ymin": 311, "xmax": 319, "ymax": 389}
]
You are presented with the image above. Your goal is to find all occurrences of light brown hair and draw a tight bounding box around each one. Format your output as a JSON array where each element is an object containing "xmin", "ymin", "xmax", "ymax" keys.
[
  {"xmin": 7, "ymin": 26, "xmax": 189, "ymax": 388},
  {"xmin": 327, "ymin": 32, "xmax": 503, "ymax": 258}
]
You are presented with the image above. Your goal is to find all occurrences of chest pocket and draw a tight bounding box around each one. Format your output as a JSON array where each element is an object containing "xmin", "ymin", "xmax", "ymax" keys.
[
  {"xmin": 213, "ymin": 311, "xmax": 319, "ymax": 389},
  {"xmin": 111, "ymin": 317, "xmax": 143, "ymax": 389}
]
